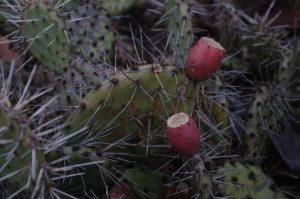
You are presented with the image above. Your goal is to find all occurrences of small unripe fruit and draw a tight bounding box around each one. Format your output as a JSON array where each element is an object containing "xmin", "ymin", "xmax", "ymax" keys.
[
  {"xmin": 109, "ymin": 183, "xmax": 137, "ymax": 199},
  {"xmin": 166, "ymin": 112, "xmax": 200, "ymax": 156},
  {"xmin": 185, "ymin": 37, "xmax": 225, "ymax": 81}
]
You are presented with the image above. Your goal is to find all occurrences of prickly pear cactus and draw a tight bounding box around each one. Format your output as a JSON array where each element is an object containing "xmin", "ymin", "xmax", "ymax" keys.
[
  {"xmin": 60, "ymin": 57, "xmax": 107, "ymax": 106},
  {"xmin": 187, "ymin": 153, "xmax": 213, "ymax": 197},
  {"xmin": 0, "ymin": 64, "xmax": 111, "ymax": 198},
  {"xmin": 122, "ymin": 167, "xmax": 170, "ymax": 199},
  {"xmin": 218, "ymin": 162, "xmax": 285, "ymax": 198},
  {"xmin": 242, "ymin": 86, "xmax": 272, "ymax": 159},
  {"xmin": 0, "ymin": 108, "xmax": 110, "ymax": 197},
  {"xmin": 206, "ymin": 76, "xmax": 230, "ymax": 130},
  {"xmin": 67, "ymin": 3, "xmax": 115, "ymax": 62},
  {"xmin": 66, "ymin": 64, "xmax": 198, "ymax": 148},
  {"xmin": 1, "ymin": 0, "xmax": 298, "ymax": 198},
  {"xmin": 21, "ymin": 2, "xmax": 70, "ymax": 73},
  {"xmin": 164, "ymin": 0, "xmax": 193, "ymax": 66},
  {"xmin": 97, "ymin": 0, "xmax": 138, "ymax": 15},
  {"xmin": 0, "ymin": 107, "xmax": 49, "ymax": 198},
  {"xmin": 276, "ymin": 47, "xmax": 299, "ymax": 93}
]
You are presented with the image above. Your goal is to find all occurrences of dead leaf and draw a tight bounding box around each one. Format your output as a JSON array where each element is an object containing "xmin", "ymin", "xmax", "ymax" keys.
[
  {"xmin": 270, "ymin": 6, "xmax": 300, "ymax": 29},
  {"xmin": 0, "ymin": 36, "xmax": 23, "ymax": 66},
  {"xmin": 271, "ymin": 121, "xmax": 300, "ymax": 175}
]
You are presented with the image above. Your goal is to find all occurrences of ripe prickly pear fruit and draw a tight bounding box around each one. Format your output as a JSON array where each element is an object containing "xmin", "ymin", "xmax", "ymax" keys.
[
  {"xmin": 185, "ymin": 37, "xmax": 225, "ymax": 81},
  {"xmin": 166, "ymin": 112, "xmax": 200, "ymax": 156}
]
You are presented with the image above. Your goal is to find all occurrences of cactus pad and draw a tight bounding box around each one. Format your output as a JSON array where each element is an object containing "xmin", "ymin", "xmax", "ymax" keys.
[
  {"xmin": 67, "ymin": 3, "xmax": 115, "ymax": 62},
  {"xmin": 122, "ymin": 167, "xmax": 170, "ymax": 199},
  {"xmin": 242, "ymin": 86, "xmax": 272, "ymax": 158},
  {"xmin": 21, "ymin": 2, "xmax": 70, "ymax": 73},
  {"xmin": 66, "ymin": 64, "xmax": 198, "ymax": 151},
  {"xmin": 97, "ymin": 0, "xmax": 138, "ymax": 15},
  {"xmin": 218, "ymin": 162, "xmax": 284, "ymax": 198},
  {"xmin": 165, "ymin": 0, "xmax": 193, "ymax": 66}
]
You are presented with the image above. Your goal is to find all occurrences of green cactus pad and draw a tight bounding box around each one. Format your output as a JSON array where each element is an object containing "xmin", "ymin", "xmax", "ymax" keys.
[
  {"xmin": 218, "ymin": 162, "xmax": 285, "ymax": 198},
  {"xmin": 242, "ymin": 86, "xmax": 272, "ymax": 158},
  {"xmin": 0, "ymin": 107, "xmax": 111, "ymax": 197},
  {"xmin": 97, "ymin": 0, "xmax": 138, "ymax": 15},
  {"xmin": 210, "ymin": 77, "xmax": 229, "ymax": 129},
  {"xmin": 66, "ymin": 64, "xmax": 198, "ymax": 150},
  {"xmin": 277, "ymin": 48, "xmax": 299, "ymax": 92},
  {"xmin": 49, "ymin": 146, "xmax": 111, "ymax": 195},
  {"xmin": 67, "ymin": 4, "xmax": 115, "ymax": 62},
  {"xmin": 122, "ymin": 167, "xmax": 170, "ymax": 199},
  {"xmin": 241, "ymin": 25, "xmax": 282, "ymax": 80},
  {"xmin": 60, "ymin": 58, "xmax": 106, "ymax": 106},
  {"xmin": 21, "ymin": 2, "xmax": 70, "ymax": 73},
  {"xmin": 165, "ymin": 0, "xmax": 194, "ymax": 66},
  {"xmin": 188, "ymin": 153, "xmax": 213, "ymax": 196},
  {"xmin": 0, "ymin": 109, "xmax": 46, "ymax": 196}
]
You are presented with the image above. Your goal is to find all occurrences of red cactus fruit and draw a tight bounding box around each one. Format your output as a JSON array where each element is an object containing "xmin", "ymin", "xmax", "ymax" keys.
[
  {"xmin": 109, "ymin": 183, "xmax": 137, "ymax": 199},
  {"xmin": 166, "ymin": 112, "xmax": 200, "ymax": 156},
  {"xmin": 185, "ymin": 37, "xmax": 225, "ymax": 81}
]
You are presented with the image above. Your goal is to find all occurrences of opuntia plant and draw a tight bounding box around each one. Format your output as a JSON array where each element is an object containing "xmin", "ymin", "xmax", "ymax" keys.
[
  {"xmin": 21, "ymin": 2, "xmax": 70, "ymax": 73},
  {"xmin": 0, "ymin": 0, "xmax": 299, "ymax": 198}
]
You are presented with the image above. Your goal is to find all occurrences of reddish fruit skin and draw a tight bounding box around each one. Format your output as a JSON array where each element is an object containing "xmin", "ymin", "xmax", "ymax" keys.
[
  {"xmin": 166, "ymin": 115, "xmax": 200, "ymax": 156},
  {"xmin": 109, "ymin": 183, "xmax": 137, "ymax": 199},
  {"xmin": 185, "ymin": 37, "xmax": 225, "ymax": 81}
]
